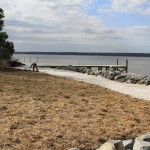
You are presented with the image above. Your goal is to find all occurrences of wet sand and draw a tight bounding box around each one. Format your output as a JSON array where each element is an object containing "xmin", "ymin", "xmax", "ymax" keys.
[{"xmin": 0, "ymin": 69, "xmax": 150, "ymax": 150}]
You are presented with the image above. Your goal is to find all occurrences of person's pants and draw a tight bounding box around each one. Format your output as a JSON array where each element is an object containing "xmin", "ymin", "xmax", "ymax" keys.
[{"xmin": 33, "ymin": 66, "xmax": 38, "ymax": 71}]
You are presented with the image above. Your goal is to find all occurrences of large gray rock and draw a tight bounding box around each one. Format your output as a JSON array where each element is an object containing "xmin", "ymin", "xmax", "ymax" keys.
[
  {"xmin": 118, "ymin": 78, "xmax": 128, "ymax": 83},
  {"xmin": 76, "ymin": 67, "xmax": 87, "ymax": 73},
  {"xmin": 114, "ymin": 71, "xmax": 121, "ymax": 76},
  {"xmin": 68, "ymin": 148, "xmax": 79, "ymax": 150},
  {"xmin": 97, "ymin": 140, "xmax": 124, "ymax": 150},
  {"xmin": 122, "ymin": 139, "xmax": 134, "ymax": 150},
  {"xmin": 101, "ymin": 71, "xmax": 108, "ymax": 77},
  {"xmin": 82, "ymin": 68, "xmax": 90, "ymax": 74},
  {"xmin": 109, "ymin": 71, "xmax": 115, "ymax": 76},
  {"xmin": 89, "ymin": 71, "xmax": 96, "ymax": 75},
  {"xmin": 128, "ymin": 75, "xmax": 146, "ymax": 84},
  {"xmin": 133, "ymin": 133, "xmax": 150, "ymax": 150},
  {"xmin": 134, "ymin": 76, "xmax": 145, "ymax": 82},
  {"xmin": 107, "ymin": 71, "xmax": 117, "ymax": 80},
  {"xmin": 126, "ymin": 79, "xmax": 133, "ymax": 84},
  {"xmin": 125, "ymin": 73, "xmax": 132, "ymax": 79},
  {"xmin": 145, "ymin": 78, "xmax": 150, "ymax": 86},
  {"xmin": 114, "ymin": 74, "xmax": 127, "ymax": 80},
  {"xmin": 137, "ymin": 80, "xmax": 145, "ymax": 85},
  {"xmin": 113, "ymin": 140, "xmax": 125, "ymax": 150},
  {"xmin": 104, "ymin": 71, "xmax": 109, "ymax": 78},
  {"xmin": 129, "ymin": 75, "xmax": 136, "ymax": 80},
  {"xmin": 97, "ymin": 142, "xmax": 116, "ymax": 150},
  {"xmin": 109, "ymin": 75, "xmax": 115, "ymax": 80},
  {"xmin": 95, "ymin": 70, "xmax": 102, "ymax": 76}
]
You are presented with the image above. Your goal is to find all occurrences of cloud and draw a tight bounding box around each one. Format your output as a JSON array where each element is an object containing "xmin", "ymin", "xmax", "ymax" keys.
[
  {"xmin": 1, "ymin": 0, "xmax": 106, "ymax": 42},
  {"xmin": 1, "ymin": 0, "xmax": 150, "ymax": 52},
  {"xmin": 99, "ymin": 0, "xmax": 150, "ymax": 15}
]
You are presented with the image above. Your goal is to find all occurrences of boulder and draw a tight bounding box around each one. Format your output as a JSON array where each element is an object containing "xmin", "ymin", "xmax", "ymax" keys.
[
  {"xmin": 82, "ymin": 68, "xmax": 90, "ymax": 74},
  {"xmin": 95, "ymin": 70, "xmax": 102, "ymax": 76},
  {"xmin": 109, "ymin": 75, "xmax": 115, "ymax": 80},
  {"xmin": 135, "ymin": 133, "xmax": 150, "ymax": 142},
  {"xmin": 104, "ymin": 71, "xmax": 109, "ymax": 78},
  {"xmin": 114, "ymin": 74, "xmax": 127, "ymax": 80},
  {"xmin": 101, "ymin": 71, "xmax": 107, "ymax": 77},
  {"xmin": 109, "ymin": 71, "xmax": 115, "ymax": 76},
  {"xmin": 76, "ymin": 67, "xmax": 87, "ymax": 73},
  {"xmin": 145, "ymin": 78, "xmax": 150, "ymax": 86},
  {"xmin": 129, "ymin": 75, "xmax": 146, "ymax": 84},
  {"xmin": 68, "ymin": 148, "xmax": 79, "ymax": 150},
  {"xmin": 134, "ymin": 76, "xmax": 145, "ymax": 82},
  {"xmin": 122, "ymin": 139, "xmax": 134, "ymax": 150},
  {"xmin": 97, "ymin": 140, "xmax": 124, "ymax": 150},
  {"xmin": 97, "ymin": 142, "xmax": 116, "ymax": 150},
  {"xmin": 129, "ymin": 75, "xmax": 136, "ymax": 80},
  {"xmin": 133, "ymin": 80, "xmax": 138, "ymax": 84},
  {"xmin": 133, "ymin": 133, "xmax": 150, "ymax": 150},
  {"xmin": 137, "ymin": 80, "xmax": 145, "ymax": 85},
  {"xmin": 89, "ymin": 71, "xmax": 96, "ymax": 75},
  {"xmin": 125, "ymin": 74, "xmax": 132, "ymax": 79},
  {"xmin": 114, "ymin": 71, "xmax": 121, "ymax": 76},
  {"xmin": 107, "ymin": 71, "xmax": 116, "ymax": 80},
  {"xmin": 117, "ymin": 78, "xmax": 128, "ymax": 83},
  {"xmin": 126, "ymin": 79, "xmax": 133, "ymax": 84}
]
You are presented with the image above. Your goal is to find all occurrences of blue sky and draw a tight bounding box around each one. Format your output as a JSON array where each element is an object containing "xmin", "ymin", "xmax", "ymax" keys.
[{"xmin": 1, "ymin": 0, "xmax": 150, "ymax": 53}]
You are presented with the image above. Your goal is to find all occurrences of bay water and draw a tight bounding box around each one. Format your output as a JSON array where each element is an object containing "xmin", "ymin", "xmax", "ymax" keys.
[{"xmin": 13, "ymin": 54, "xmax": 150, "ymax": 76}]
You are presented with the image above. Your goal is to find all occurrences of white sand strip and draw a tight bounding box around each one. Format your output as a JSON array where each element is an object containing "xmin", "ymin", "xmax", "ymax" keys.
[{"xmin": 39, "ymin": 68, "xmax": 150, "ymax": 101}]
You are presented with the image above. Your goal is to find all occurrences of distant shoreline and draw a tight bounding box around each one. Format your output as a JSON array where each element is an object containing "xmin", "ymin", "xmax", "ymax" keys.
[{"xmin": 15, "ymin": 52, "xmax": 150, "ymax": 57}]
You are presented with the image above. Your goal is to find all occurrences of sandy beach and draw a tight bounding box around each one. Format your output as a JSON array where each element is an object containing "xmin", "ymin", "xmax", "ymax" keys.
[{"xmin": 0, "ymin": 68, "xmax": 150, "ymax": 150}]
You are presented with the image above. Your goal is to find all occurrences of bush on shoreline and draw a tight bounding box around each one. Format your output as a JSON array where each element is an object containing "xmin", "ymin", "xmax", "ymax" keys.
[
  {"xmin": 0, "ymin": 59, "xmax": 25, "ymax": 68},
  {"xmin": 9, "ymin": 59, "xmax": 25, "ymax": 67}
]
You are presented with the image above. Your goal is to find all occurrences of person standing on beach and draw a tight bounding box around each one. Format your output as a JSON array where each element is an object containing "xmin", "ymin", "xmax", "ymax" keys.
[{"xmin": 30, "ymin": 62, "xmax": 39, "ymax": 72}]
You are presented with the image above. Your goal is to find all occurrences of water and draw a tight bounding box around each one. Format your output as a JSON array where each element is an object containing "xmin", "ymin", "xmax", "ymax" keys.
[{"xmin": 13, "ymin": 54, "xmax": 150, "ymax": 76}]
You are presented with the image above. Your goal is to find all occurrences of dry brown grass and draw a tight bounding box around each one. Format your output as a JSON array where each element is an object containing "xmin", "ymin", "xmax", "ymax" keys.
[{"xmin": 0, "ymin": 69, "xmax": 150, "ymax": 150}]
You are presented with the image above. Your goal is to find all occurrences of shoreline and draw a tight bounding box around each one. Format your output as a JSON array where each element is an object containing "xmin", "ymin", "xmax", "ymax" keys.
[
  {"xmin": 15, "ymin": 52, "xmax": 150, "ymax": 57},
  {"xmin": 39, "ymin": 68, "xmax": 150, "ymax": 101}
]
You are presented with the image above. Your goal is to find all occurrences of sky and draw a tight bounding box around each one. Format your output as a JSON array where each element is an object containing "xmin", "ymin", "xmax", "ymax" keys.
[{"xmin": 1, "ymin": 0, "xmax": 150, "ymax": 53}]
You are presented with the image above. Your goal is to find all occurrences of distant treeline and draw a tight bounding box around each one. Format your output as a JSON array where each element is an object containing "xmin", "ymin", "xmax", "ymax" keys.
[{"xmin": 15, "ymin": 52, "xmax": 150, "ymax": 57}]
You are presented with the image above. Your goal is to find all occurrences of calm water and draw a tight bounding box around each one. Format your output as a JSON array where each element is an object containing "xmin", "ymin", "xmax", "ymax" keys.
[{"xmin": 13, "ymin": 54, "xmax": 150, "ymax": 76}]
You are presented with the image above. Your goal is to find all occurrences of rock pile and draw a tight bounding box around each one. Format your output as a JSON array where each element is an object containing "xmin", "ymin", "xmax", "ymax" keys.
[
  {"xmin": 55, "ymin": 66, "xmax": 150, "ymax": 86},
  {"xmin": 69, "ymin": 133, "xmax": 150, "ymax": 150}
]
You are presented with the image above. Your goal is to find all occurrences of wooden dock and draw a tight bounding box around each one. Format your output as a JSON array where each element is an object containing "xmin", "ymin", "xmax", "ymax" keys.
[{"xmin": 38, "ymin": 59, "xmax": 128, "ymax": 73}]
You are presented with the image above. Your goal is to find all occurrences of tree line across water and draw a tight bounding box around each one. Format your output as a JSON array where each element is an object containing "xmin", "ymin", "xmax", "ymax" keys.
[{"xmin": 0, "ymin": 8, "xmax": 15, "ymax": 63}]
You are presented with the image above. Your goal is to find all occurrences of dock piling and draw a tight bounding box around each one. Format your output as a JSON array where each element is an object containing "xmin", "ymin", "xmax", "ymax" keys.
[
  {"xmin": 126, "ymin": 59, "xmax": 128, "ymax": 73},
  {"xmin": 117, "ymin": 59, "xmax": 119, "ymax": 65}
]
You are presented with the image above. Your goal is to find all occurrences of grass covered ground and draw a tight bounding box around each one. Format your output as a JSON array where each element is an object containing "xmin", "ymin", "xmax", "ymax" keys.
[{"xmin": 0, "ymin": 69, "xmax": 150, "ymax": 150}]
